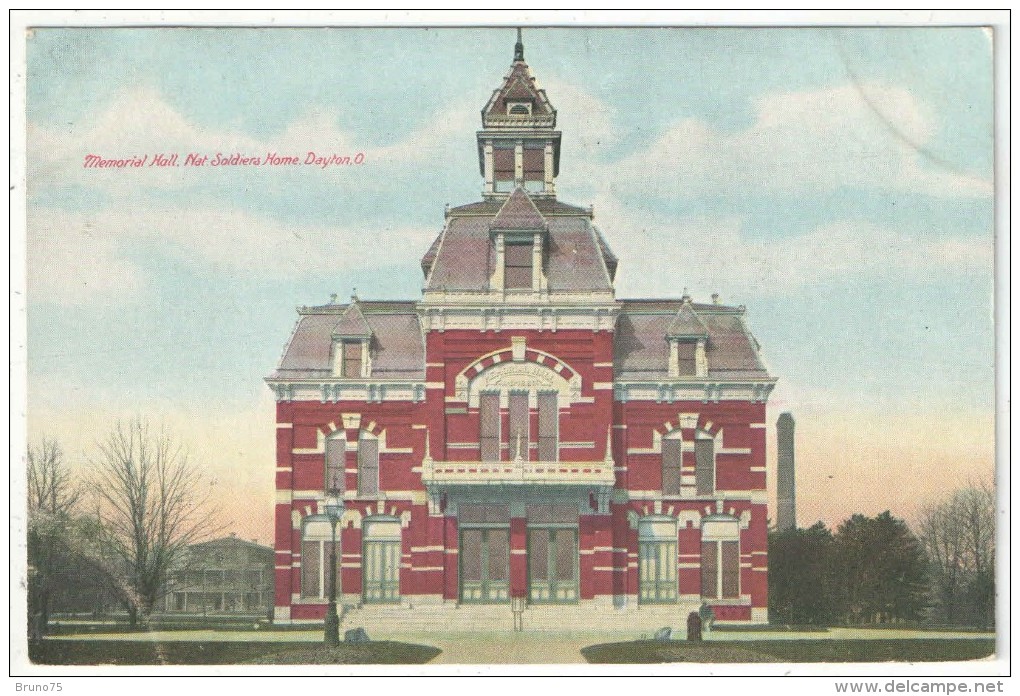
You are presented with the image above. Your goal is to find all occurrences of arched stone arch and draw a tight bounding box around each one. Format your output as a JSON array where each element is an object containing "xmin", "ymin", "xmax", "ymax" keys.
[{"xmin": 454, "ymin": 341, "xmax": 582, "ymax": 403}]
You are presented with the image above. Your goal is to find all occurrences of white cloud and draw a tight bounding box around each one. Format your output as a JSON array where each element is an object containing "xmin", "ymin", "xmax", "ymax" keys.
[
  {"xmin": 608, "ymin": 81, "xmax": 992, "ymax": 199},
  {"xmin": 27, "ymin": 203, "xmax": 434, "ymax": 305},
  {"xmin": 593, "ymin": 195, "xmax": 992, "ymax": 299},
  {"xmin": 27, "ymin": 208, "xmax": 142, "ymax": 304}
]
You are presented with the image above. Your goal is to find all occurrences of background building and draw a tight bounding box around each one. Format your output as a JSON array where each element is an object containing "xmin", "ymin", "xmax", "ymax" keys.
[
  {"xmin": 267, "ymin": 33, "xmax": 775, "ymax": 627},
  {"xmin": 162, "ymin": 535, "xmax": 274, "ymax": 618}
]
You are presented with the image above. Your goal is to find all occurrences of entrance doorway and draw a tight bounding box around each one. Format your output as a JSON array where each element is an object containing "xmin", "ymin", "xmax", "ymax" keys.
[
  {"xmin": 363, "ymin": 518, "xmax": 401, "ymax": 604},
  {"xmin": 460, "ymin": 527, "xmax": 510, "ymax": 603},
  {"xmin": 527, "ymin": 527, "xmax": 578, "ymax": 603}
]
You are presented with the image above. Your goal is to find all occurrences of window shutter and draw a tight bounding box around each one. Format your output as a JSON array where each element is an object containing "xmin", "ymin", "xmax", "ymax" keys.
[
  {"xmin": 343, "ymin": 341, "xmax": 363, "ymax": 378},
  {"xmin": 301, "ymin": 540, "xmax": 320, "ymax": 598},
  {"xmin": 487, "ymin": 529, "xmax": 510, "ymax": 581},
  {"xmin": 508, "ymin": 392, "xmax": 529, "ymax": 459},
  {"xmin": 504, "ymin": 243, "xmax": 533, "ymax": 289},
  {"xmin": 676, "ymin": 341, "xmax": 696, "ymax": 376},
  {"xmin": 325, "ymin": 438, "xmax": 345, "ymax": 495},
  {"xmin": 661, "ymin": 438, "xmax": 682, "ymax": 495},
  {"xmin": 494, "ymin": 147, "xmax": 514, "ymax": 178},
  {"xmin": 695, "ymin": 438, "xmax": 715, "ymax": 495},
  {"xmin": 537, "ymin": 392, "xmax": 558, "ymax": 461},
  {"xmin": 479, "ymin": 393, "xmax": 500, "ymax": 461},
  {"xmin": 523, "ymin": 147, "xmax": 544, "ymax": 180},
  {"xmin": 721, "ymin": 540, "xmax": 740, "ymax": 598},
  {"xmin": 357, "ymin": 436, "xmax": 379, "ymax": 496},
  {"xmin": 529, "ymin": 528, "xmax": 549, "ymax": 581},
  {"xmin": 555, "ymin": 529, "xmax": 577, "ymax": 580},
  {"xmin": 700, "ymin": 541, "xmax": 718, "ymax": 598}
]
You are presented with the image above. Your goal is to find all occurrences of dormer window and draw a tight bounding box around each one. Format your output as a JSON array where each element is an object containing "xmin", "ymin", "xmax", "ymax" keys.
[
  {"xmin": 508, "ymin": 102, "xmax": 532, "ymax": 116},
  {"xmin": 342, "ymin": 340, "xmax": 364, "ymax": 378},
  {"xmin": 504, "ymin": 242, "xmax": 533, "ymax": 289}
]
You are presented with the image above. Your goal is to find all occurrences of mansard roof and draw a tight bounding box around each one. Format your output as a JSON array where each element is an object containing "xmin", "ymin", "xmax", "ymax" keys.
[
  {"xmin": 614, "ymin": 300, "xmax": 770, "ymax": 380},
  {"xmin": 422, "ymin": 197, "xmax": 616, "ymax": 293},
  {"xmin": 270, "ymin": 301, "xmax": 424, "ymax": 380}
]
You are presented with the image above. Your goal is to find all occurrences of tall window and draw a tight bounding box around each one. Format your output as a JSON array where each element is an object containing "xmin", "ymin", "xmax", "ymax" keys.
[
  {"xmin": 701, "ymin": 518, "xmax": 740, "ymax": 599},
  {"xmin": 479, "ymin": 392, "xmax": 500, "ymax": 462},
  {"xmin": 504, "ymin": 243, "xmax": 533, "ymax": 289},
  {"xmin": 638, "ymin": 518, "xmax": 678, "ymax": 604},
  {"xmin": 508, "ymin": 391, "xmax": 529, "ymax": 459},
  {"xmin": 494, "ymin": 146, "xmax": 514, "ymax": 193},
  {"xmin": 301, "ymin": 517, "xmax": 338, "ymax": 599},
  {"xmin": 677, "ymin": 341, "xmax": 696, "ymax": 376},
  {"xmin": 537, "ymin": 392, "xmax": 558, "ymax": 461},
  {"xmin": 325, "ymin": 436, "xmax": 345, "ymax": 495},
  {"xmin": 695, "ymin": 435, "xmax": 715, "ymax": 495},
  {"xmin": 357, "ymin": 432, "xmax": 379, "ymax": 497},
  {"xmin": 661, "ymin": 434, "xmax": 682, "ymax": 495},
  {"xmin": 342, "ymin": 340, "xmax": 363, "ymax": 378},
  {"xmin": 362, "ymin": 518, "xmax": 401, "ymax": 603}
]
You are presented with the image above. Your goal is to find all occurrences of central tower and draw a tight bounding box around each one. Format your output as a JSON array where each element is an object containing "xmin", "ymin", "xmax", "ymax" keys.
[{"xmin": 478, "ymin": 29, "xmax": 561, "ymax": 199}]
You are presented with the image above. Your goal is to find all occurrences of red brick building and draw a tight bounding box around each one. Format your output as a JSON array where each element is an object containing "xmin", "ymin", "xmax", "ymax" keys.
[{"xmin": 267, "ymin": 33, "xmax": 775, "ymax": 626}]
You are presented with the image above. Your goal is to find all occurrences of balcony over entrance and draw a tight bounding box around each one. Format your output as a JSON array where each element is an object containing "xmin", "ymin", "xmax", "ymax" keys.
[{"xmin": 421, "ymin": 458, "xmax": 615, "ymax": 487}]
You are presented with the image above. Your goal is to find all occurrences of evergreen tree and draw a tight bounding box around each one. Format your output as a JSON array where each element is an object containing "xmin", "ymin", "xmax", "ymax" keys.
[{"xmin": 768, "ymin": 521, "xmax": 837, "ymax": 625}]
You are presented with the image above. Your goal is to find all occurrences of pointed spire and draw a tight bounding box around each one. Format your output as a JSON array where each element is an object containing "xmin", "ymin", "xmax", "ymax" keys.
[{"xmin": 514, "ymin": 27, "xmax": 524, "ymax": 62}]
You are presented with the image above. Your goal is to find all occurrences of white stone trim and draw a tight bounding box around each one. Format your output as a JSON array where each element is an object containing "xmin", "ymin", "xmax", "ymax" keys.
[
  {"xmin": 267, "ymin": 380, "xmax": 428, "ymax": 403},
  {"xmin": 614, "ymin": 380, "xmax": 776, "ymax": 403}
]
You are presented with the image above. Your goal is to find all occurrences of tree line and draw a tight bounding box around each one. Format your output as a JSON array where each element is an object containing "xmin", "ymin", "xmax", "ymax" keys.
[
  {"xmin": 768, "ymin": 482, "xmax": 996, "ymax": 629},
  {"xmin": 26, "ymin": 419, "xmax": 221, "ymax": 633}
]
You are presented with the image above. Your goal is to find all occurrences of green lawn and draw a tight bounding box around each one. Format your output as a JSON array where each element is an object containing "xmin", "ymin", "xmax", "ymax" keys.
[
  {"xmin": 581, "ymin": 639, "xmax": 995, "ymax": 664},
  {"xmin": 29, "ymin": 639, "xmax": 441, "ymax": 665}
]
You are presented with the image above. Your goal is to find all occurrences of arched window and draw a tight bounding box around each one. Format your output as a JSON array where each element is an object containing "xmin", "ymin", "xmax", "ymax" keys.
[
  {"xmin": 301, "ymin": 516, "xmax": 338, "ymax": 599},
  {"xmin": 357, "ymin": 431, "xmax": 379, "ymax": 497},
  {"xmin": 695, "ymin": 430, "xmax": 716, "ymax": 495},
  {"xmin": 661, "ymin": 430, "xmax": 683, "ymax": 495},
  {"xmin": 509, "ymin": 103, "xmax": 531, "ymax": 115},
  {"xmin": 324, "ymin": 433, "xmax": 345, "ymax": 495},
  {"xmin": 638, "ymin": 517, "xmax": 677, "ymax": 603},
  {"xmin": 701, "ymin": 516, "xmax": 740, "ymax": 599}
]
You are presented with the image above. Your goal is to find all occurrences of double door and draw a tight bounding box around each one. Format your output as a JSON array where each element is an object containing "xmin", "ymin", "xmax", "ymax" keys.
[
  {"xmin": 527, "ymin": 527, "xmax": 578, "ymax": 603},
  {"xmin": 460, "ymin": 527, "xmax": 510, "ymax": 603},
  {"xmin": 459, "ymin": 523, "xmax": 579, "ymax": 605}
]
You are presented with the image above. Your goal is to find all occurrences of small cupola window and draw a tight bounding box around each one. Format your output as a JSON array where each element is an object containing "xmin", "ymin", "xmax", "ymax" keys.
[{"xmin": 508, "ymin": 102, "xmax": 532, "ymax": 116}]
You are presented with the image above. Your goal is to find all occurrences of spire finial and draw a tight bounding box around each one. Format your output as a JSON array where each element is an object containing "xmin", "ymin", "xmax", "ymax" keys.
[{"xmin": 514, "ymin": 27, "xmax": 524, "ymax": 62}]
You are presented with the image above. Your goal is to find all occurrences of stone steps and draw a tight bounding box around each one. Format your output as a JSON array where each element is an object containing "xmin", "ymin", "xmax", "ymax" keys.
[{"xmin": 340, "ymin": 603, "xmax": 700, "ymax": 633}]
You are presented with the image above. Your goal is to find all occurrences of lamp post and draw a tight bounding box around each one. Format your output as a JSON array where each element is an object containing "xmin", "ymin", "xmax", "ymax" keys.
[{"xmin": 324, "ymin": 485, "xmax": 343, "ymax": 647}]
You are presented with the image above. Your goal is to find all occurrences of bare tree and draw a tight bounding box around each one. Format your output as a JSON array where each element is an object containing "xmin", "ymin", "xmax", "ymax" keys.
[
  {"xmin": 28, "ymin": 439, "xmax": 81, "ymax": 515},
  {"xmin": 918, "ymin": 479, "xmax": 996, "ymax": 628},
  {"xmin": 89, "ymin": 418, "xmax": 221, "ymax": 625},
  {"xmin": 26, "ymin": 439, "xmax": 82, "ymax": 633}
]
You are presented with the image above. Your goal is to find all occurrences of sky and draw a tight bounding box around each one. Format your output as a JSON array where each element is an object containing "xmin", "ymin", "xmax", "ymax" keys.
[{"xmin": 21, "ymin": 25, "xmax": 997, "ymax": 543}]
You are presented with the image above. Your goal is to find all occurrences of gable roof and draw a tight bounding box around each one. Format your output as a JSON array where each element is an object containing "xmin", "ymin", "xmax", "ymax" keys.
[
  {"xmin": 490, "ymin": 187, "xmax": 546, "ymax": 230},
  {"xmin": 666, "ymin": 302, "xmax": 709, "ymax": 338},
  {"xmin": 332, "ymin": 301, "xmax": 373, "ymax": 338}
]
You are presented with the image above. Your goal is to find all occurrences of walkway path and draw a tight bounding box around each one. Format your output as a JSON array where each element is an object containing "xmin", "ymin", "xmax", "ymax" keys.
[{"xmin": 49, "ymin": 626, "xmax": 994, "ymax": 665}]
